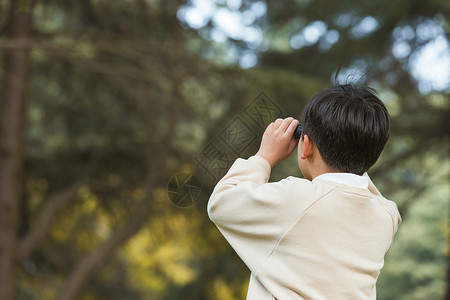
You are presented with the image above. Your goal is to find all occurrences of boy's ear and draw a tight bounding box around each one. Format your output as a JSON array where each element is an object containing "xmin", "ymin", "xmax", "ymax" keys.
[{"xmin": 301, "ymin": 135, "xmax": 314, "ymax": 159}]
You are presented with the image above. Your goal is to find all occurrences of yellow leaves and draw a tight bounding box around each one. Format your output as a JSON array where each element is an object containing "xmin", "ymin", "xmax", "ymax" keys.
[
  {"xmin": 207, "ymin": 277, "xmax": 235, "ymax": 300},
  {"xmin": 205, "ymin": 275, "xmax": 250, "ymax": 300},
  {"xmin": 51, "ymin": 224, "xmax": 69, "ymax": 243},
  {"xmin": 78, "ymin": 186, "xmax": 96, "ymax": 210},
  {"xmin": 28, "ymin": 174, "xmax": 244, "ymax": 296},
  {"xmin": 241, "ymin": 278, "xmax": 250, "ymax": 299},
  {"xmin": 122, "ymin": 206, "xmax": 211, "ymax": 295},
  {"xmin": 50, "ymin": 185, "xmax": 110, "ymax": 249},
  {"xmin": 82, "ymin": 197, "xmax": 98, "ymax": 214},
  {"xmin": 154, "ymin": 244, "xmax": 198, "ymax": 285},
  {"xmin": 439, "ymin": 219, "xmax": 450, "ymax": 257}
]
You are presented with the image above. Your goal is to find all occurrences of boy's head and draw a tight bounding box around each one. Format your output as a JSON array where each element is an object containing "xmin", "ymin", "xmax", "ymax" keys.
[{"xmin": 300, "ymin": 84, "xmax": 390, "ymax": 176}]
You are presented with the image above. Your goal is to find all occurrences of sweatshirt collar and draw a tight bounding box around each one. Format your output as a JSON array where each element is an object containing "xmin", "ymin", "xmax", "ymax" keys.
[{"xmin": 312, "ymin": 172, "xmax": 369, "ymax": 189}]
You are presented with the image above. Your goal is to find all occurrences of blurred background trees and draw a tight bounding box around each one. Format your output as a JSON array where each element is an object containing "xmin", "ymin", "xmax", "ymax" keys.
[{"xmin": 0, "ymin": 0, "xmax": 448, "ymax": 299}]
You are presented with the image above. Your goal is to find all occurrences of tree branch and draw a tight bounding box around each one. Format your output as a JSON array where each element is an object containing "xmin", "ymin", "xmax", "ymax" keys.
[
  {"xmin": 17, "ymin": 182, "xmax": 83, "ymax": 262},
  {"xmin": 54, "ymin": 185, "xmax": 152, "ymax": 300}
]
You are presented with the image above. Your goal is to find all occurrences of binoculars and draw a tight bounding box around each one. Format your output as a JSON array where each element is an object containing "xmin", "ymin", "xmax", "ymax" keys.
[{"xmin": 293, "ymin": 123, "xmax": 302, "ymax": 139}]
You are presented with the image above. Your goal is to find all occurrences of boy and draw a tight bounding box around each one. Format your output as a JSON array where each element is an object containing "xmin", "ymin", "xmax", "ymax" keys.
[{"xmin": 207, "ymin": 84, "xmax": 401, "ymax": 299}]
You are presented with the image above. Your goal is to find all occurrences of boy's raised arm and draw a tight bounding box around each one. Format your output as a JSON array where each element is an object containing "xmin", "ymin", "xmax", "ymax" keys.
[
  {"xmin": 207, "ymin": 118, "xmax": 305, "ymax": 274},
  {"xmin": 207, "ymin": 155, "xmax": 293, "ymax": 273}
]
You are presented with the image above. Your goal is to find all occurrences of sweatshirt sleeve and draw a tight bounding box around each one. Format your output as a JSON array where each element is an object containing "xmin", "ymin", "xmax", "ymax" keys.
[{"xmin": 207, "ymin": 156, "xmax": 304, "ymax": 274}]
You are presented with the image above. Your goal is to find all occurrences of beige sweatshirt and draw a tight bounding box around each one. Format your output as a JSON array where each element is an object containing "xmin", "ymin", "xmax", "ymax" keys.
[{"xmin": 208, "ymin": 156, "xmax": 401, "ymax": 300}]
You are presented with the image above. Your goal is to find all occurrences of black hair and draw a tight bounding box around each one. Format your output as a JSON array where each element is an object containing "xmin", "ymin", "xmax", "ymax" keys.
[{"xmin": 301, "ymin": 84, "xmax": 390, "ymax": 175}]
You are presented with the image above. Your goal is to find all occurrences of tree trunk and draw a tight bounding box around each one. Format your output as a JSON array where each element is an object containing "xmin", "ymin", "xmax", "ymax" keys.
[{"xmin": 0, "ymin": 1, "xmax": 35, "ymax": 299}]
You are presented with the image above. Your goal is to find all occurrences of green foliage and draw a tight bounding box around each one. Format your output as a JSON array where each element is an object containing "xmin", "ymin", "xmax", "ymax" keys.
[{"xmin": 1, "ymin": 0, "xmax": 448, "ymax": 299}]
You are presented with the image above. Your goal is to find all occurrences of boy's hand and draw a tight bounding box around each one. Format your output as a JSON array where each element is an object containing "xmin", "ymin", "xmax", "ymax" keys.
[{"xmin": 255, "ymin": 117, "xmax": 299, "ymax": 168}]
